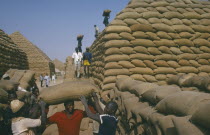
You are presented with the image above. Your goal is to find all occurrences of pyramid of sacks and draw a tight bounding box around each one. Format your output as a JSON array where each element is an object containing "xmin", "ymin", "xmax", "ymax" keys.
[
  {"xmin": 90, "ymin": 0, "xmax": 210, "ymax": 91},
  {"xmin": 53, "ymin": 58, "xmax": 65, "ymax": 71},
  {"xmin": 0, "ymin": 29, "xmax": 28, "ymax": 77},
  {"xmin": 10, "ymin": 32, "xmax": 55, "ymax": 77}
]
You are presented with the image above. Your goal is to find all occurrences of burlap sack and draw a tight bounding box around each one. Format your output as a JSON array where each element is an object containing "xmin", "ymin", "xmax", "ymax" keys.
[
  {"xmin": 167, "ymin": 61, "xmax": 180, "ymax": 68},
  {"xmin": 133, "ymin": 31, "xmax": 149, "ymax": 39},
  {"xmin": 119, "ymin": 32, "xmax": 135, "ymax": 41},
  {"xmin": 178, "ymin": 53, "xmax": 197, "ymax": 60},
  {"xmin": 154, "ymin": 60, "xmax": 169, "ymax": 67},
  {"xmin": 191, "ymin": 101, "xmax": 210, "ymax": 129},
  {"xmin": 104, "ymin": 62, "xmax": 122, "ymax": 69},
  {"xmin": 178, "ymin": 74, "xmax": 195, "ymax": 87},
  {"xmin": 16, "ymin": 90, "xmax": 31, "ymax": 101},
  {"xmin": 199, "ymin": 65, "xmax": 210, "ymax": 72},
  {"xmin": 117, "ymin": 12, "xmax": 141, "ymax": 20},
  {"xmin": 103, "ymin": 33, "xmax": 121, "ymax": 41},
  {"xmin": 130, "ymin": 24, "xmax": 155, "ymax": 32},
  {"xmin": 142, "ymin": 85, "xmax": 181, "ymax": 104},
  {"xmin": 154, "ymin": 67, "xmax": 177, "ymax": 74},
  {"xmin": 104, "ymin": 40, "xmax": 131, "ymax": 48},
  {"xmin": 152, "ymin": 23, "xmax": 175, "ymax": 32},
  {"xmin": 124, "ymin": 97, "xmax": 139, "ymax": 120},
  {"xmin": 133, "ymin": 46, "xmax": 149, "ymax": 54},
  {"xmin": 163, "ymin": 11, "xmax": 184, "ymax": 19},
  {"xmin": 179, "ymin": 32, "xmax": 193, "ymax": 38},
  {"xmin": 104, "ymin": 69, "xmax": 130, "ymax": 76},
  {"xmin": 155, "ymin": 91, "xmax": 210, "ymax": 116},
  {"xmin": 158, "ymin": 46, "xmax": 172, "ymax": 54},
  {"xmin": 131, "ymin": 39, "xmax": 155, "ymax": 47},
  {"xmin": 157, "ymin": 31, "xmax": 172, "ymax": 39},
  {"xmin": 173, "ymin": 117, "xmax": 205, "ymax": 135},
  {"xmin": 0, "ymin": 80, "xmax": 19, "ymax": 91},
  {"xmin": 130, "ymin": 54, "xmax": 155, "ymax": 60},
  {"xmin": 154, "ymin": 39, "xmax": 176, "ymax": 47},
  {"xmin": 176, "ymin": 67, "xmax": 199, "ymax": 73},
  {"xmin": 170, "ymin": 47, "xmax": 183, "ymax": 55},
  {"xmin": 0, "ymin": 88, "xmax": 8, "ymax": 103},
  {"xmin": 148, "ymin": 47, "xmax": 162, "ymax": 55},
  {"xmin": 102, "ymin": 83, "xmax": 115, "ymax": 91},
  {"xmin": 198, "ymin": 53, "xmax": 210, "ymax": 59},
  {"xmin": 39, "ymin": 81, "xmax": 99, "ymax": 105},
  {"xmin": 105, "ymin": 54, "xmax": 130, "ymax": 62},
  {"xmin": 174, "ymin": 39, "xmax": 194, "ymax": 47},
  {"xmin": 5, "ymin": 69, "xmax": 18, "ymax": 79},
  {"xmin": 200, "ymin": 46, "xmax": 210, "ymax": 53},
  {"xmin": 155, "ymin": 74, "xmax": 167, "ymax": 80},
  {"xmin": 138, "ymin": 107, "xmax": 156, "ymax": 121},
  {"xmin": 110, "ymin": 19, "xmax": 127, "ymax": 26},
  {"xmin": 105, "ymin": 48, "xmax": 121, "ymax": 55},
  {"xmin": 131, "ymin": 59, "xmax": 147, "ymax": 67},
  {"xmin": 130, "ymin": 74, "xmax": 146, "ymax": 82},
  {"xmin": 105, "ymin": 26, "xmax": 131, "ymax": 33},
  {"xmin": 142, "ymin": 11, "xmax": 163, "ymax": 19},
  {"xmin": 129, "ymin": 67, "xmax": 154, "ymax": 75},
  {"xmin": 124, "ymin": 18, "xmax": 139, "ymax": 26},
  {"xmin": 42, "ymin": 124, "xmax": 59, "ymax": 135},
  {"xmin": 118, "ymin": 61, "xmax": 135, "ymax": 69},
  {"xmin": 146, "ymin": 32, "xmax": 160, "ymax": 40},
  {"xmin": 130, "ymin": 83, "xmax": 158, "ymax": 96},
  {"xmin": 172, "ymin": 25, "xmax": 194, "ymax": 33},
  {"xmin": 193, "ymin": 39, "xmax": 210, "ymax": 47},
  {"xmin": 189, "ymin": 60, "xmax": 200, "ymax": 67},
  {"xmin": 119, "ymin": 47, "xmax": 134, "ymax": 54},
  {"xmin": 131, "ymin": 102, "xmax": 149, "ymax": 123},
  {"xmin": 10, "ymin": 70, "xmax": 26, "ymax": 82},
  {"xmin": 155, "ymin": 54, "xmax": 177, "ymax": 61},
  {"xmin": 158, "ymin": 115, "xmax": 177, "ymax": 135},
  {"xmin": 180, "ymin": 46, "xmax": 193, "ymax": 53},
  {"xmin": 143, "ymin": 60, "xmax": 157, "ymax": 69},
  {"xmin": 198, "ymin": 59, "xmax": 210, "ymax": 65},
  {"xmin": 147, "ymin": 113, "xmax": 163, "ymax": 135},
  {"xmin": 178, "ymin": 60, "xmax": 191, "ymax": 66},
  {"xmin": 143, "ymin": 75, "xmax": 157, "ymax": 82},
  {"xmin": 116, "ymin": 77, "xmax": 142, "ymax": 92},
  {"xmin": 103, "ymin": 76, "xmax": 116, "ymax": 84}
]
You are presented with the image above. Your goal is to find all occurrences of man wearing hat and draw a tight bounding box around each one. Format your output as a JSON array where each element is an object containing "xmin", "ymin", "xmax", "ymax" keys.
[{"xmin": 11, "ymin": 99, "xmax": 46, "ymax": 135}]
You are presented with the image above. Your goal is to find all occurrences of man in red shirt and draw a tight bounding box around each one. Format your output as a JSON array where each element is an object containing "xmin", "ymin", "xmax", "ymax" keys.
[{"xmin": 47, "ymin": 100, "xmax": 95, "ymax": 135}]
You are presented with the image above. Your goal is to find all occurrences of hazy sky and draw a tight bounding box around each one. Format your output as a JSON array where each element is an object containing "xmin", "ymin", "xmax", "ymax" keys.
[{"xmin": 0, "ymin": 0, "xmax": 129, "ymax": 62}]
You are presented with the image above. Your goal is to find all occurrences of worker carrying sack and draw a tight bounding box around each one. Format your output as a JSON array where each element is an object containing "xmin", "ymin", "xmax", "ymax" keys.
[{"xmin": 39, "ymin": 81, "xmax": 99, "ymax": 105}]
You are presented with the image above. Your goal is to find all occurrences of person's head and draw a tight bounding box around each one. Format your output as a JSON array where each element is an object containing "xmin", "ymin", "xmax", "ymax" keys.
[
  {"xmin": 86, "ymin": 47, "xmax": 90, "ymax": 52},
  {"xmin": 94, "ymin": 25, "xmax": 96, "ymax": 27},
  {"xmin": 8, "ymin": 93, "xmax": 18, "ymax": 103},
  {"xmin": 75, "ymin": 47, "xmax": 78, "ymax": 53},
  {"xmin": 32, "ymin": 88, "xmax": 39, "ymax": 97},
  {"xmin": 104, "ymin": 101, "xmax": 118, "ymax": 115},
  {"xmin": 64, "ymin": 100, "xmax": 74, "ymax": 114}
]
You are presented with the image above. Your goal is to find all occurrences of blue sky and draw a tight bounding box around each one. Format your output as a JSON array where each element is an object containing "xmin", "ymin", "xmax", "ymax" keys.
[{"xmin": 0, "ymin": 0, "xmax": 129, "ymax": 62}]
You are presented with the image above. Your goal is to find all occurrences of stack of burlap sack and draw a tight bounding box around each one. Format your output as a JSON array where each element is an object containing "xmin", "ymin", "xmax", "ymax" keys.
[
  {"xmin": 5, "ymin": 69, "xmax": 36, "ymax": 90},
  {"xmin": 39, "ymin": 80, "xmax": 99, "ymax": 134},
  {"xmin": 9, "ymin": 31, "xmax": 54, "ymax": 78},
  {"xmin": 106, "ymin": 77, "xmax": 210, "ymax": 135},
  {"xmin": 89, "ymin": 0, "xmax": 210, "ymax": 96},
  {"xmin": 63, "ymin": 56, "xmax": 75, "ymax": 81},
  {"xmin": 167, "ymin": 74, "xmax": 210, "ymax": 92},
  {"xmin": 0, "ymin": 29, "xmax": 28, "ymax": 77}
]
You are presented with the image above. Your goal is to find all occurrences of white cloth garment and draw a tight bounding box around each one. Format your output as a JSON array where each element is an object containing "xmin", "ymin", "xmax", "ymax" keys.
[
  {"xmin": 12, "ymin": 117, "xmax": 41, "ymax": 135},
  {"xmin": 72, "ymin": 52, "xmax": 83, "ymax": 64}
]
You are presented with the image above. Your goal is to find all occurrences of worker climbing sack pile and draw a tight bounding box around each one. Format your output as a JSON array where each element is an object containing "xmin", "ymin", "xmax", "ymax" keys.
[{"xmin": 39, "ymin": 80, "xmax": 99, "ymax": 105}]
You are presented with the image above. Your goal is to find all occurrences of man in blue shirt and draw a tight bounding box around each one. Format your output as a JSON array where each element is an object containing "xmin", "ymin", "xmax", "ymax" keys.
[
  {"xmin": 83, "ymin": 47, "xmax": 92, "ymax": 78},
  {"xmin": 80, "ymin": 93, "xmax": 118, "ymax": 135}
]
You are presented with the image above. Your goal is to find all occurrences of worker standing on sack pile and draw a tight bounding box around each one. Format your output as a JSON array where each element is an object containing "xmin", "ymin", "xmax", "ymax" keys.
[
  {"xmin": 72, "ymin": 47, "xmax": 83, "ymax": 78},
  {"xmin": 83, "ymin": 47, "xmax": 92, "ymax": 78},
  {"xmin": 43, "ymin": 99, "xmax": 96, "ymax": 135},
  {"xmin": 80, "ymin": 92, "xmax": 118, "ymax": 135}
]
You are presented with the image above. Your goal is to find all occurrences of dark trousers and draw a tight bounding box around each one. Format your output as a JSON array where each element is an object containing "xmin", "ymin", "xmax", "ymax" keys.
[{"xmin": 41, "ymin": 80, "xmax": 43, "ymax": 87}]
